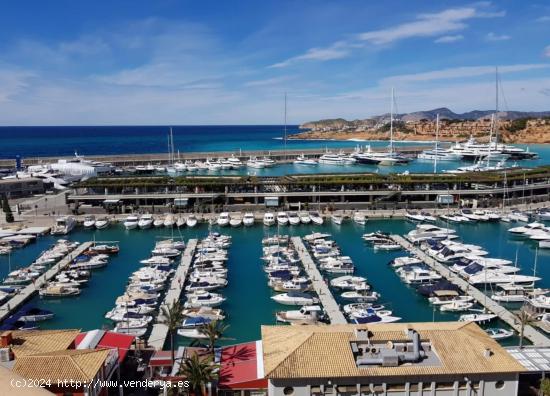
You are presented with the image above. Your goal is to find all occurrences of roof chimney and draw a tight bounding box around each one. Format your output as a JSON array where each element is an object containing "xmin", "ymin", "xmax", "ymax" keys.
[
  {"xmin": 484, "ymin": 348, "xmax": 493, "ymax": 358},
  {"xmin": 0, "ymin": 331, "xmax": 13, "ymax": 348}
]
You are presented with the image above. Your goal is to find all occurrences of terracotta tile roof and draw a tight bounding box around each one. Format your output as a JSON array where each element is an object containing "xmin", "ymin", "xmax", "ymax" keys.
[
  {"xmin": 0, "ymin": 366, "xmax": 52, "ymax": 396},
  {"xmin": 261, "ymin": 322, "xmax": 525, "ymax": 379},
  {"xmin": 13, "ymin": 348, "xmax": 111, "ymax": 383},
  {"xmin": 10, "ymin": 329, "xmax": 79, "ymax": 358}
]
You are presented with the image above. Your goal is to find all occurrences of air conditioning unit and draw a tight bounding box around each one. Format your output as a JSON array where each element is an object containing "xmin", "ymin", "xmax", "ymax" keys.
[{"xmin": 0, "ymin": 348, "xmax": 13, "ymax": 362}]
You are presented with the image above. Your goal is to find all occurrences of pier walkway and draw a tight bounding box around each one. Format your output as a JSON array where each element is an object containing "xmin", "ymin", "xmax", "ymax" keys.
[
  {"xmin": 390, "ymin": 235, "xmax": 550, "ymax": 347},
  {"xmin": 0, "ymin": 241, "xmax": 93, "ymax": 322},
  {"xmin": 291, "ymin": 236, "xmax": 347, "ymax": 324},
  {"xmin": 148, "ymin": 239, "xmax": 197, "ymax": 350}
]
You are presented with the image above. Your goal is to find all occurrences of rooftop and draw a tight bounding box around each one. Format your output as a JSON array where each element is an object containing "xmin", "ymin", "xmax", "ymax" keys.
[
  {"xmin": 13, "ymin": 348, "xmax": 112, "ymax": 383},
  {"xmin": 261, "ymin": 322, "xmax": 524, "ymax": 379},
  {"xmin": 8, "ymin": 329, "xmax": 79, "ymax": 358}
]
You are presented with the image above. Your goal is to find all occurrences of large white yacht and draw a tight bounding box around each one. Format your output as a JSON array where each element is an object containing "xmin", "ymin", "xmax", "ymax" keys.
[{"xmin": 51, "ymin": 216, "xmax": 76, "ymax": 235}]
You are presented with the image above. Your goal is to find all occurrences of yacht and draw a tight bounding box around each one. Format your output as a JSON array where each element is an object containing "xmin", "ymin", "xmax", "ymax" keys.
[
  {"xmin": 318, "ymin": 152, "xmax": 348, "ymax": 165},
  {"xmin": 485, "ymin": 328, "xmax": 514, "ymax": 340},
  {"xmin": 439, "ymin": 301, "xmax": 474, "ymax": 312},
  {"xmin": 400, "ymin": 267, "xmax": 442, "ymax": 285},
  {"xmin": 217, "ymin": 212, "xmax": 230, "ymax": 227},
  {"xmin": 243, "ymin": 213, "xmax": 255, "ymax": 226},
  {"xmin": 277, "ymin": 212, "xmax": 289, "ymax": 226},
  {"xmin": 288, "ymin": 212, "xmax": 301, "ymax": 226},
  {"xmin": 185, "ymin": 161, "xmax": 198, "ymax": 171},
  {"xmin": 229, "ymin": 215, "xmax": 242, "ymax": 227},
  {"xmin": 182, "ymin": 307, "xmax": 225, "ymax": 321},
  {"xmin": 491, "ymin": 284, "xmax": 548, "ymax": 303},
  {"xmin": 184, "ymin": 291, "xmax": 226, "ymax": 308},
  {"xmin": 458, "ymin": 312, "xmax": 497, "ymax": 324},
  {"xmin": 246, "ymin": 157, "xmax": 265, "ymax": 169},
  {"xmin": 310, "ymin": 211, "xmax": 324, "ymax": 225},
  {"xmin": 330, "ymin": 276, "xmax": 368, "ymax": 290},
  {"xmin": 352, "ymin": 212, "xmax": 367, "ymax": 225},
  {"xmin": 83, "ymin": 215, "xmax": 96, "ymax": 229},
  {"xmin": 113, "ymin": 325, "xmax": 147, "ymax": 337},
  {"xmin": 468, "ymin": 272, "xmax": 541, "ymax": 285},
  {"xmin": 428, "ymin": 291, "xmax": 474, "ymax": 305},
  {"xmin": 276, "ymin": 305, "xmax": 323, "ymax": 324},
  {"xmin": 293, "ymin": 154, "xmax": 317, "ymax": 166},
  {"xmin": 340, "ymin": 291, "xmax": 380, "ymax": 302},
  {"xmin": 299, "ymin": 212, "xmax": 311, "ymax": 224},
  {"xmin": 177, "ymin": 317, "xmax": 212, "ymax": 339},
  {"xmin": 39, "ymin": 285, "xmax": 80, "ymax": 298},
  {"xmin": 95, "ymin": 217, "xmax": 109, "ymax": 229},
  {"xmin": 176, "ymin": 216, "xmax": 185, "ymax": 227},
  {"xmin": 262, "ymin": 157, "xmax": 276, "ymax": 167},
  {"xmin": 153, "ymin": 217, "xmax": 164, "ymax": 228},
  {"xmin": 331, "ymin": 213, "xmax": 344, "ymax": 225},
  {"xmin": 263, "ymin": 212, "xmax": 275, "ymax": 226},
  {"xmin": 271, "ymin": 291, "xmax": 319, "ymax": 306},
  {"xmin": 186, "ymin": 214, "xmax": 198, "ymax": 228},
  {"xmin": 51, "ymin": 216, "xmax": 76, "ymax": 235},
  {"xmin": 163, "ymin": 214, "xmax": 175, "ymax": 228},
  {"xmin": 226, "ymin": 155, "xmax": 243, "ymax": 168},
  {"xmin": 138, "ymin": 214, "xmax": 154, "ymax": 229},
  {"xmin": 351, "ymin": 310, "xmax": 401, "ymax": 324}
]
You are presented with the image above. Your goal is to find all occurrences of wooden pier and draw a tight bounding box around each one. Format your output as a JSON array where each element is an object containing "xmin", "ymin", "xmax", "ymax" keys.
[
  {"xmin": 0, "ymin": 241, "xmax": 93, "ymax": 322},
  {"xmin": 390, "ymin": 235, "xmax": 550, "ymax": 347},
  {"xmin": 291, "ymin": 236, "xmax": 347, "ymax": 324},
  {"xmin": 148, "ymin": 239, "xmax": 198, "ymax": 350}
]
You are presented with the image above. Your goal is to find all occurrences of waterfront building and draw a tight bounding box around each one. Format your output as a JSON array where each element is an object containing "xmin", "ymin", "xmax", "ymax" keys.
[
  {"xmin": 260, "ymin": 322, "xmax": 524, "ymax": 396},
  {"xmin": 0, "ymin": 177, "xmax": 44, "ymax": 198}
]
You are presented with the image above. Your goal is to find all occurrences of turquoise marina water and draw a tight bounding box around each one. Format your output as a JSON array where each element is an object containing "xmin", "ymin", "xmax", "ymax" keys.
[{"xmin": 1, "ymin": 219, "xmax": 548, "ymax": 347}]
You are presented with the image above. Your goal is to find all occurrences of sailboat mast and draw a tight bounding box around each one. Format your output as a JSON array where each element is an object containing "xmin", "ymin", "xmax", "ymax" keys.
[
  {"xmin": 495, "ymin": 66, "xmax": 499, "ymax": 144},
  {"xmin": 434, "ymin": 114, "xmax": 439, "ymax": 174},
  {"xmin": 390, "ymin": 87, "xmax": 394, "ymax": 154},
  {"xmin": 284, "ymin": 92, "xmax": 288, "ymax": 161}
]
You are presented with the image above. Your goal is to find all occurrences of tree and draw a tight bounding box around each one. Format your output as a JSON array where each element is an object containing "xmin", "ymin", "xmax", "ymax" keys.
[
  {"xmin": 2, "ymin": 195, "xmax": 14, "ymax": 223},
  {"xmin": 161, "ymin": 300, "xmax": 184, "ymax": 366},
  {"xmin": 541, "ymin": 378, "xmax": 550, "ymax": 396},
  {"xmin": 179, "ymin": 354, "xmax": 219, "ymax": 396},
  {"xmin": 196, "ymin": 320, "xmax": 231, "ymax": 355},
  {"xmin": 518, "ymin": 307, "xmax": 536, "ymax": 349}
]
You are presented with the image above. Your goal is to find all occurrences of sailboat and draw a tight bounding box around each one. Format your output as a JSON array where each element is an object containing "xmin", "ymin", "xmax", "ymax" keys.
[
  {"xmin": 353, "ymin": 88, "xmax": 409, "ymax": 165},
  {"xmin": 166, "ymin": 127, "xmax": 178, "ymax": 174},
  {"xmin": 417, "ymin": 114, "xmax": 461, "ymax": 165}
]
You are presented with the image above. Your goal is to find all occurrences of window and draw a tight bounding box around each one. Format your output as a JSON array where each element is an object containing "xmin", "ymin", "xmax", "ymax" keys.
[
  {"xmin": 283, "ymin": 387, "xmax": 295, "ymax": 396},
  {"xmin": 435, "ymin": 382, "xmax": 455, "ymax": 390},
  {"xmin": 495, "ymin": 381, "xmax": 505, "ymax": 390}
]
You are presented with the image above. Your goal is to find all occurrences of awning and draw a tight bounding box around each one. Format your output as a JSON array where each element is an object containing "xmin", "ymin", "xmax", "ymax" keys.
[
  {"xmin": 218, "ymin": 341, "xmax": 267, "ymax": 390},
  {"xmin": 75, "ymin": 330, "xmax": 135, "ymax": 363},
  {"xmin": 103, "ymin": 199, "xmax": 121, "ymax": 204}
]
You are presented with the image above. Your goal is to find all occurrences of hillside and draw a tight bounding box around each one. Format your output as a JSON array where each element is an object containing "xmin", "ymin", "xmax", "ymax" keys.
[{"xmin": 295, "ymin": 109, "xmax": 550, "ymax": 144}]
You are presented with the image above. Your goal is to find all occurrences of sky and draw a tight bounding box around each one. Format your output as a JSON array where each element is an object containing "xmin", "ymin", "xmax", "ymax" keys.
[{"xmin": 0, "ymin": 0, "xmax": 549, "ymax": 125}]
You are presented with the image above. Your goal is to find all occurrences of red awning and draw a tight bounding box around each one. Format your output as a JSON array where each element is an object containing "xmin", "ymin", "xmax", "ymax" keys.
[
  {"xmin": 76, "ymin": 331, "xmax": 135, "ymax": 363},
  {"xmin": 149, "ymin": 351, "xmax": 173, "ymax": 367},
  {"xmin": 218, "ymin": 341, "xmax": 267, "ymax": 390}
]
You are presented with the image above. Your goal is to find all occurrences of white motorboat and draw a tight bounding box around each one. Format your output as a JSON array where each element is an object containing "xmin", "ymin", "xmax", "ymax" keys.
[
  {"xmin": 186, "ymin": 214, "xmax": 198, "ymax": 228},
  {"xmin": 439, "ymin": 301, "xmax": 474, "ymax": 312},
  {"xmin": 163, "ymin": 214, "xmax": 175, "ymax": 228},
  {"xmin": 153, "ymin": 218, "xmax": 164, "ymax": 228},
  {"xmin": 428, "ymin": 291, "xmax": 474, "ymax": 305},
  {"xmin": 469, "ymin": 272, "xmax": 540, "ymax": 285},
  {"xmin": 226, "ymin": 155, "xmax": 243, "ymax": 168},
  {"xmin": 310, "ymin": 211, "xmax": 324, "ymax": 225},
  {"xmin": 277, "ymin": 212, "xmax": 289, "ymax": 226},
  {"xmin": 184, "ymin": 291, "xmax": 226, "ymax": 307},
  {"xmin": 330, "ymin": 276, "xmax": 367, "ymax": 290},
  {"xmin": 138, "ymin": 214, "xmax": 154, "ymax": 229},
  {"xmin": 485, "ymin": 328, "xmax": 514, "ymax": 340},
  {"xmin": 390, "ymin": 256, "xmax": 423, "ymax": 268},
  {"xmin": 288, "ymin": 212, "xmax": 301, "ymax": 225},
  {"xmin": 276, "ymin": 305, "xmax": 323, "ymax": 324},
  {"xmin": 340, "ymin": 291, "xmax": 380, "ymax": 302},
  {"xmin": 177, "ymin": 317, "xmax": 212, "ymax": 339},
  {"xmin": 331, "ymin": 214, "xmax": 343, "ymax": 225},
  {"xmin": 95, "ymin": 218, "xmax": 109, "ymax": 229},
  {"xmin": 83, "ymin": 215, "xmax": 96, "ymax": 229},
  {"xmin": 491, "ymin": 284, "xmax": 548, "ymax": 303},
  {"xmin": 271, "ymin": 292, "xmax": 319, "ymax": 306},
  {"xmin": 229, "ymin": 215, "xmax": 242, "ymax": 227},
  {"xmin": 113, "ymin": 317, "xmax": 150, "ymax": 329},
  {"xmin": 217, "ymin": 212, "xmax": 230, "ymax": 227},
  {"xmin": 39, "ymin": 285, "xmax": 80, "ymax": 297},
  {"xmin": 459, "ymin": 313, "xmax": 497, "ymax": 324},
  {"xmin": 113, "ymin": 326, "xmax": 147, "ymax": 337},
  {"xmin": 351, "ymin": 310, "xmax": 401, "ymax": 324},
  {"xmin": 299, "ymin": 212, "xmax": 311, "ymax": 224},
  {"xmin": 373, "ymin": 242, "xmax": 402, "ymax": 251},
  {"xmin": 400, "ymin": 267, "xmax": 442, "ymax": 284},
  {"xmin": 176, "ymin": 216, "xmax": 185, "ymax": 227},
  {"xmin": 51, "ymin": 216, "xmax": 76, "ymax": 235},
  {"xmin": 293, "ymin": 154, "xmax": 317, "ymax": 165},
  {"xmin": 318, "ymin": 152, "xmax": 348, "ymax": 165},
  {"xmin": 540, "ymin": 240, "xmax": 550, "ymax": 249},
  {"xmin": 243, "ymin": 213, "xmax": 255, "ymax": 226},
  {"xmin": 246, "ymin": 157, "xmax": 265, "ymax": 169},
  {"xmin": 352, "ymin": 212, "xmax": 367, "ymax": 225},
  {"xmin": 263, "ymin": 212, "xmax": 275, "ymax": 226},
  {"xmin": 151, "ymin": 247, "xmax": 180, "ymax": 258},
  {"xmin": 182, "ymin": 306, "xmax": 225, "ymax": 321},
  {"xmin": 508, "ymin": 222, "xmax": 546, "ymax": 235}
]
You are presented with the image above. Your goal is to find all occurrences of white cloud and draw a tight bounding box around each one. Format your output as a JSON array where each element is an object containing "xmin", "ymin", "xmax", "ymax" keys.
[
  {"xmin": 272, "ymin": 5, "xmax": 504, "ymax": 67},
  {"xmin": 544, "ymin": 45, "xmax": 550, "ymax": 57},
  {"xmin": 382, "ymin": 64, "xmax": 550, "ymax": 84},
  {"xmin": 244, "ymin": 75, "xmax": 293, "ymax": 87},
  {"xmin": 0, "ymin": 68, "xmax": 35, "ymax": 103},
  {"xmin": 434, "ymin": 35, "xmax": 464, "ymax": 43},
  {"xmin": 485, "ymin": 32, "xmax": 511, "ymax": 41},
  {"xmin": 536, "ymin": 16, "xmax": 550, "ymax": 22}
]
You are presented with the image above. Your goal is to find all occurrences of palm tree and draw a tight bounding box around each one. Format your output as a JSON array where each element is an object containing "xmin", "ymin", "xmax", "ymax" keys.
[
  {"xmin": 196, "ymin": 320, "xmax": 231, "ymax": 355},
  {"xmin": 179, "ymin": 354, "xmax": 219, "ymax": 396},
  {"xmin": 518, "ymin": 306, "xmax": 536, "ymax": 349},
  {"xmin": 161, "ymin": 300, "xmax": 184, "ymax": 366}
]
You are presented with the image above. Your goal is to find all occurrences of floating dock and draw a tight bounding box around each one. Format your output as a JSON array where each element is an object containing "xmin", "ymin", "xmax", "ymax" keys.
[
  {"xmin": 0, "ymin": 241, "xmax": 93, "ymax": 323},
  {"xmin": 291, "ymin": 236, "xmax": 347, "ymax": 324},
  {"xmin": 148, "ymin": 239, "xmax": 198, "ymax": 350},
  {"xmin": 390, "ymin": 234, "xmax": 550, "ymax": 347}
]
